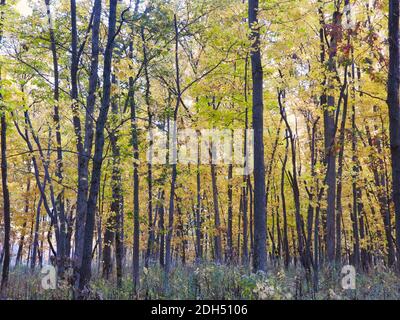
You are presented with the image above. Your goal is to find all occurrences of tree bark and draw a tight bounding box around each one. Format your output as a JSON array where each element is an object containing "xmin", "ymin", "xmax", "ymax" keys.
[
  {"xmin": 142, "ymin": 27, "xmax": 154, "ymax": 268},
  {"xmin": 31, "ymin": 192, "xmax": 44, "ymax": 270},
  {"xmin": 248, "ymin": 0, "xmax": 267, "ymax": 273},
  {"xmin": 79, "ymin": 0, "xmax": 118, "ymax": 295},
  {"xmin": 44, "ymin": 0, "xmax": 67, "ymax": 276},
  {"xmin": 0, "ymin": 0, "xmax": 9, "ymax": 295},
  {"xmin": 165, "ymin": 14, "xmax": 181, "ymax": 280},
  {"xmin": 158, "ymin": 191, "xmax": 165, "ymax": 267},
  {"xmin": 128, "ymin": 36, "xmax": 141, "ymax": 292},
  {"xmin": 110, "ymin": 74, "xmax": 124, "ymax": 287},
  {"xmin": 195, "ymin": 142, "xmax": 202, "ymax": 262},
  {"xmin": 210, "ymin": 145, "xmax": 223, "ymax": 263},
  {"xmin": 73, "ymin": 0, "xmax": 102, "ymax": 281},
  {"xmin": 335, "ymin": 70, "xmax": 349, "ymax": 264},
  {"xmin": 226, "ymin": 162, "xmax": 233, "ymax": 263},
  {"xmin": 16, "ymin": 171, "xmax": 31, "ymax": 266},
  {"xmin": 324, "ymin": 10, "xmax": 341, "ymax": 264},
  {"xmin": 0, "ymin": 74, "xmax": 10, "ymax": 296},
  {"xmin": 387, "ymin": 0, "xmax": 400, "ymax": 272}
]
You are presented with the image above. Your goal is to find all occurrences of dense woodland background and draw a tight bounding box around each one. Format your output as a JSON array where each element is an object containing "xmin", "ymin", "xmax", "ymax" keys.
[{"xmin": 0, "ymin": 0, "xmax": 400, "ymax": 300}]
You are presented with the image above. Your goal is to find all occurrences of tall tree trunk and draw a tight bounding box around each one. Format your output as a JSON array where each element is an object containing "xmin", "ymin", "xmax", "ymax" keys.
[
  {"xmin": 128, "ymin": 36, "xmax": 141, "ymax": 292},
  {"xmin": 176, "ymin": 202, "xmax": 186, "ymax": 265},
  {"xmin": 305, "ymin": 117, "xmax": 318, "ymax": 273},
  {"xmin": 28, "ymin": 130, "xmax": 52, "ymax": 271},
  {"xmin": 26, "ymin": 211, "xmax": 35, "ymax": 267},
  {"xmin": 335, "ymin": 74, "xmax": 349, "ymax": 264},
  {"xmin": 16, "ymin": 172, "xmax": 31, "ymax": 266},
  {"xmin": 159, "ymin": 191, "xmax": 165, "ymax": 267},
  {"xmin": 242, "ymin": 114, "xmax": 249, "ymax": 266},
  {"xmin": 165, "ymin": 14, "xmax": 181, "ymax": 281},
  {"xmin": 73, "ymin": 0, "xmax": 102, "ymax": 282},
  {"xmin": 0, "ymin": 0, "xmax": 10, "ymax": 296},
  {"xmin": 366, "ymin": 121, "xmax": 395, "ymax": 266},
  {"xmin": 248, "ymin": 0, "xmax": 267, "ymax": 272},
  {"xmin": 387, "ymin": 0, "xmax": 400, "ymax": 272},
  {"xmin": 314, "ymin": 2, "xmax": 326, "ymax": 289},
  {"xmin": 31, "ymin": 193, "xmax": 44, "ymax": 270},
  {"xmin": 102, "ymin": 214, "xmax": 114, "ymax": 280},
  {"xmin": 96, "ymin": 178, "xmax": 106, "ymax": 273},
  {"xmin": 110, "ymin": 74, "xmax": 124, "ymax": 287},
  {"xmin": 324, "ymin": 10, "xmax": 341, "ymax": 264},
  {"xmin": 142, "ymin": 27, "xmax": 154, "ymax": 268},
  {"xmin": 210, "ymin": 146, "xmax": 223, "ymax": 263},
  {"xmin": 0, "ymin": 85, "xmax": 10, "ymax": 296},
  {"xmin": 248, "ymin": 178, "xmax": 254, "ymax": 260},
  {"xmin": 195, "ymin": 142, "xmax": 202, "ymax": 262},
  {"xmin": 44, "ymin": 0, "xmax": 67, "ymax": 276},
  {"xmin": 350, "ymin": 48, "xmax": 363, "ymax": 269},
  {"xmin": 242, "ymin": 55, "xmax": 249, "ymax": 266},
  {"xmin": 226, "ymin": 162, "xmax": 233, "ymax": 263},
  {"xmin": 279, "ymin": 93, "xmax": 308, "ymax": 271},
  {"xmin": 79, "ymin": 0, "xmax": 118, "ymax": 295}
]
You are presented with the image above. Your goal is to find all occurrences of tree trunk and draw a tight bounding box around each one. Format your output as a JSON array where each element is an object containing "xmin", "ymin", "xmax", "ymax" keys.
[
  {"xmin": 73, "ymin": 0, "xmax": 102, "ymax": 282},
  {"xmin": 79, "ymin": 0, "xmax": 117, "ymax": 295},
  {"xmin": 195, "ymin": 143, "xmax": 202, "ymax": 262},
  {"xmin": 165, "ymin": 14, "xmax": 181, "ymax": 281},
  {"xmin": 110, "ymin": 74, "xmax": 124, "ymax": 287},
  {"xmin": 31, "ymin": 193, "xmax": 43, "ymax": 270},
  {"xmin": 0, "ymin": 82, "xmax": 10, "ymax": 295},
  {"xmin": 142, "ymin": 27, "xmax": 154, "ymax": 268},
  {"xmin": 102, "ymin": 213, "xmax": 114, "ymax": 280},
  {"xmin": 226, "ymin": 162, "xmax": 233, "ymax": 263},
  {"xmin": 242, "ymin": 117, "xmax": 249, "ymax": 266},
  {"xmin": 44, "ymin": 0, "xmax": 67, "ymax": 276},
  {"xmin": 0, "ymin": 0, "xmax": 10, "ymax": 295},
  {"xmin": 210, "ymin": 147, "xmax": 223, "ymax": 263},
  {"xmin": 158, "ymin": 191, "xmax": 165, "ymax": 267},
  {"xmin": 324, "ymin": 10, "xmax": 341, "ymax": 264},
  {"xmin": 335, "ymin": 74, "xmax": 349, "ymax": 265},
  {"xmin": 365, "ymin": 121, "xmax": 395, "ymax": 266},
  {"xmin": 387, "ymin": 0, "xmax": 400, "ymax": 272},
  {"xmin": 279, "ymin": 93, "xmax": 308, "ymax": 271},
  {"xmin": 128, "ymin": 37, "xmax": 141, "ymax": 292},
  {"xmin": 248, "ymin": 0, "xmax": 267, "ymax": 272},
  {"xmin": 16, "ymin": 171, "xmax": 31, "ymax": 266}
]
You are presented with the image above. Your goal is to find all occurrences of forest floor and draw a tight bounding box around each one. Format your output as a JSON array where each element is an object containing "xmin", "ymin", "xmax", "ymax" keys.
[{"xmin": 3, "ymin": 263, "xmax": 400, "ymax": 300}]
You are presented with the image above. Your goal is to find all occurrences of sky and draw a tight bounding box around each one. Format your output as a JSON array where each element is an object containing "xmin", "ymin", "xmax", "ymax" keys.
[{"xmin": 14, "ymin": 0, "xmax": 145, "ymax": 17}]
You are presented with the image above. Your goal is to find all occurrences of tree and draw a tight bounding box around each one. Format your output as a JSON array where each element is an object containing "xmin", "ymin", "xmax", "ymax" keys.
[
  {"xmin": 387, "ymin": 0, "xmax": 400, "ymax": 271},
  {"xmin": 79, "ymin": 0, "xmax": 118, "ymax": 295},
  {"xmin": 248, "ymin": 0, "xmax": 267, "ymax": 273},
  {"xmin": 0, "ymin": 0, "xmax": 10, "ymax": 296},
  {"xmin": 73, "ymin": 0, "xmax": 102, "ymax": 288}
]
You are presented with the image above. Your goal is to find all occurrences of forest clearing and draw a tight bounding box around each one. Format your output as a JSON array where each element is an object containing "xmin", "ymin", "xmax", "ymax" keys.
[{"xmin": 0, "ymin": 0, "xmax": 400, "ymax": 301}]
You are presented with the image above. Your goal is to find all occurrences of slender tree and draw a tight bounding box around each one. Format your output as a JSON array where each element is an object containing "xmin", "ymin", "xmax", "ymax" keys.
[
  {"xmin": 73, "ymin": 0, "xmax": 102, "ymax": 287},
  {"xmin": 79, "ymin": 0, "xmax": 118, "ymax": 295},
  {"xmin": 387, "ymin": 0, "xmax": 400, "ymax": 271},
  {"xmin": 0, "ymin": 0, "xmax": 10, "ymax": 296},
  {"xmin": 248, "ymin": 0, "xmax": 267, "ymax": 272}
]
